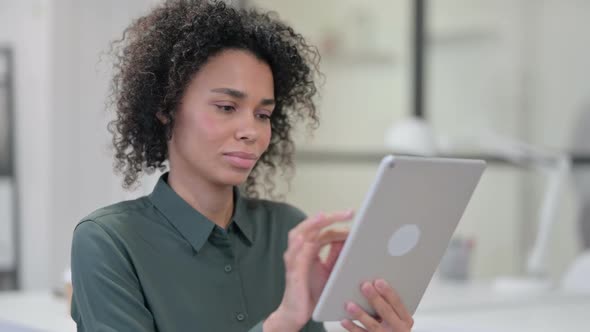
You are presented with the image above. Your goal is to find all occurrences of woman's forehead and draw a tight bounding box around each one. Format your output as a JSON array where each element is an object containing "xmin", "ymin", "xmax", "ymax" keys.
[{"xmin": 188, "ymin": 49, "xmax": 274, "ymax": 98}]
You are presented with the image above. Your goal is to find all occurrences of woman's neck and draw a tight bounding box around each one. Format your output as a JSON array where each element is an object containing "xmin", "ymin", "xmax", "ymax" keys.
[{"xmin": 167, "ymin": 169, "xmax": 234, "ymax": 229}]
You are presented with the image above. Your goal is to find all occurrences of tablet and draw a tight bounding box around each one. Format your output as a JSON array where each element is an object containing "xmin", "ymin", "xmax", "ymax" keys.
[{"xmin": 312, "ymin": 155, "xmax": 486, "ymax": 322}]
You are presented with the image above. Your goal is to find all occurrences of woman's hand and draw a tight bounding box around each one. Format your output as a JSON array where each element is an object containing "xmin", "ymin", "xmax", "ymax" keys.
[
  {"xmin": 264, "ymin": 211, "xmax": 353, "ymax": 332},
  {"xmin": 341, "ymin": 280, "xmax": 414, "ymax": 332}
]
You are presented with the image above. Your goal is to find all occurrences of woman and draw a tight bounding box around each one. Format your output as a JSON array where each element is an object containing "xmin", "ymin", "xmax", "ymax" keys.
[{"xmin": 70, "ymin": 1, "xmax": 414, "ymax": 331}]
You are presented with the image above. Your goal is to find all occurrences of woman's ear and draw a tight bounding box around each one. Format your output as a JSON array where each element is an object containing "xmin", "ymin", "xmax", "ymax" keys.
[{"xmin": 156, "ymin": 112, "xmax": 169, "ymax": 124}]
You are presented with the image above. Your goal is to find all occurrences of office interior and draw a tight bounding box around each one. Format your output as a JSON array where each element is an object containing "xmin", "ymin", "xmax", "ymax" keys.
[{"xmin": 0, "ymin": 0, "xmax": 589, "ymax": 331}]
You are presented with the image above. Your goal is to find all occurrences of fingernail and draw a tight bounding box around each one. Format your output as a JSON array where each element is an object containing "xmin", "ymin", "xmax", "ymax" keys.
[
  {"xmin": 340, "ymin": 319, "xmax": 352, "ymax": 328},
  {"xmin": 375, "ymin": 279, "xmax": 388, "ymax": 291},
  {"xmin": 361, "ymin": 282, "xmax": 374, "ymax": 296},
  {"xmin": 345, "ymin": 302, "xmax": 358, "ymax": 314}
]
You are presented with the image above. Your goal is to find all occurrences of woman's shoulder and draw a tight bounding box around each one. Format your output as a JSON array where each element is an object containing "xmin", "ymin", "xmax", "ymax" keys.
[
  {"xmin": 74, "ymin": 196, "xmax": 153, "ymax": 238},
  {"xmin": 85, "ymin": 196, "xmax": 151, "ymax": 219},
  {"xmin": 243, "ymin": 197, "xmax": 308, "ymax": 226},
  {"xmin": 70, "ymin": 199, "xmax": 154, "ymax": 285}
]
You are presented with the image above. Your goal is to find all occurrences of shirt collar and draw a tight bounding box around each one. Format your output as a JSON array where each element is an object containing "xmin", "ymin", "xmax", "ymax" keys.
[
  {"xmin": 232, "ymin": 186, "xmax": 253, "ymax": 244},
  {"xmin": 148, "ymin": 173, "xmax": 253, "ymax": 253}
]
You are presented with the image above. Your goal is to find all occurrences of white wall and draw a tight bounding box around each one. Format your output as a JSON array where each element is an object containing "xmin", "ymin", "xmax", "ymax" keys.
[
  {"xmin": 523, "ymin": 0, "xmax": 590, "ymax": 278},
  {"xmin": 0, "ymin": 0, "xmax": 53, "ymax": 290},
  {"xmin": 526, "ymin": 0, "xmax": 590, "ymax": 151}
]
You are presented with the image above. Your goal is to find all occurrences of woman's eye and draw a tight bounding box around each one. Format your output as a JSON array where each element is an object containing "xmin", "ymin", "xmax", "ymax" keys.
[
  {"xmin": 216, "ymin": 105, "xmax": 235, "ymax": 112},
  {"xmin": 257, "ymin": 113, "xmax": 271, "ymax": 120}
]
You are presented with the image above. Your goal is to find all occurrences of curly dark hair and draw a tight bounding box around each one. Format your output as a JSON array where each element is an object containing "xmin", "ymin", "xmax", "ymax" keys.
[{"xmin": 108, "ymin": 0, "xmax": 321, "ymax": 198}]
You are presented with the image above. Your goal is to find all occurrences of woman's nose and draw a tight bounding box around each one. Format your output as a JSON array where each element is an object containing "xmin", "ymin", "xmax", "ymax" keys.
[{"xmin": 235, "ymin": 115, "xmax": 259, "ymax": 142}]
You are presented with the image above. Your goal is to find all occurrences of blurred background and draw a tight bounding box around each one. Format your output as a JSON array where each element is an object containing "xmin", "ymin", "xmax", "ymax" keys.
[{"xmin": 1, "ymin": 0, "xmax": 590, "ymax": 330}]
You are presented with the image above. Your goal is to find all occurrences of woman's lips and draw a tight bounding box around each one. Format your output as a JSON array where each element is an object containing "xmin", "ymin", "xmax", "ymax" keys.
[{"xmin": 222, "ymin": 152, "xmax": 258, "ymax": 169}]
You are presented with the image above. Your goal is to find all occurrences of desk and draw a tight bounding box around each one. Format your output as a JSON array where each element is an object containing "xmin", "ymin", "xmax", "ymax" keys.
[
  {"xmin": 415, "ymin": 282, "xmax": 590, "ymax": 331},
  {"xmin": 412, "ymin": 296, "xmax": 590, "ymax": 331},
  {"xmin": 1, "ymin": 282, "xmax": 589, "ymax": 332},
  {"xmin": 0, "ymin": 291, "xmax": 75, "ymax": 332},
  {"xmin": 325, "ymin": 280, "xmax": 590, "ymax": 331}
]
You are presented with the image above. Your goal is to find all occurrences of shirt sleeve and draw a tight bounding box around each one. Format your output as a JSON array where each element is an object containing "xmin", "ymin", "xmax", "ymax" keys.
[
  {"xmin": 247, "ymin": 319, "xmax": 326, "ymax": 332},
  {"xmin": 248, "ymin": 320, "xmax": 265, "ymax": 331},
  {"xmin": 303, "ymin": 320, "xmax": 327, "ymax": 331},
  {"xmin": 71, "ymin": 220, "xmax": 157, "ymax": 331}
]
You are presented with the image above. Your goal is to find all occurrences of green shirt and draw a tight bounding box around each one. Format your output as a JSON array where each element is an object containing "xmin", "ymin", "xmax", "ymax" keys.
[{"xmin": 71, "ymin": 173, "xmax": 326, "ymax": 332}]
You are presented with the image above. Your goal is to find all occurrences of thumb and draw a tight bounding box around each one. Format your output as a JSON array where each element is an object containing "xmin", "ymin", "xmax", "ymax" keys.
[{"xmin": 324, "ymin": 241, "xmax": 345, "ymax": 270}]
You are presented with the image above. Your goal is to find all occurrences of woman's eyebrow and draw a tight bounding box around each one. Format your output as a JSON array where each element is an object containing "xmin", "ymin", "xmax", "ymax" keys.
[
  {"xmin": 211, "ymin": 87, "xmax": 275, "ymax": 106},
  {"xmin": 260, "ymin": 98, "xmax": 275, "ymax": 106},
  {"xmin": 211, "ymin": 87, "xmax": 246, "ymax": 99}
]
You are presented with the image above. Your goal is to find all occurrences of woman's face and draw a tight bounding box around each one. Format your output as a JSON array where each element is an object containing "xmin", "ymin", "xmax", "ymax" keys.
[{"xmin": 168, "ymin": 49, "xmax": 274, "ymax": 187}]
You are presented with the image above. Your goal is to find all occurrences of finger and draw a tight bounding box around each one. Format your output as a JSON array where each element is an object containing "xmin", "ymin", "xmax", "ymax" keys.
[
  {"xmin": 324, "ymin": 240, "xmax": 344, "ymax": 269},
  {"xmin": 309, "ymin": 229, "xmax": 348, "ymax": 267},
  {"xmin": 374, "ymin": 279, "xmax": 414, "ymax": 329},
  {"xmin": 340, "ymin": 319, "xmax": 366, "ymax": 332},
  {"xmin": 287, "ymin": 214, "xmax": 323, "ymax": 248},
  {"xmin": 294, "ymin": 210, "xmax": 354, "ymax": 239},
  {"xmin": 345, "ymin": 302, "xmax": 382, "ymax": 331},
  {"xmin": 361, "ymin": 282, "xmax": 406, "ymax": 332},
  {"xmin": 292, "ymin": 213, "xmax": 324, "ymax": 235},
  {"xmin": 296, "ymin": 239, "xmax": 319, "ymax": 273},
  {"xmin": 317, "ymin": 229, "xmax": 349, "ymax": 246},
  {"xmin": 305, "ymin": 213, "xmax": 353, "ymax": 244},
  {"xmin": 283, "ymin": 234, "xmax": 304, "ymax": 270}
]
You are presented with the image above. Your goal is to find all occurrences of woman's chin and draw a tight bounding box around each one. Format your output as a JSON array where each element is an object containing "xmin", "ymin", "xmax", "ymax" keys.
[{"xmin": 218, "ymin": 169, "xmax": 252, "ymax": 186}]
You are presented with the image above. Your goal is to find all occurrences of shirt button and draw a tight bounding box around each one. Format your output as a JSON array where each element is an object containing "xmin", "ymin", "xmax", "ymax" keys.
[
  {"xmin": 224, "ymin": 265, "xmax": 232, "ymax": 273},
  {"xmin": 236, "ymin": 313, "xmax": 246, "ymax": 321}
]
